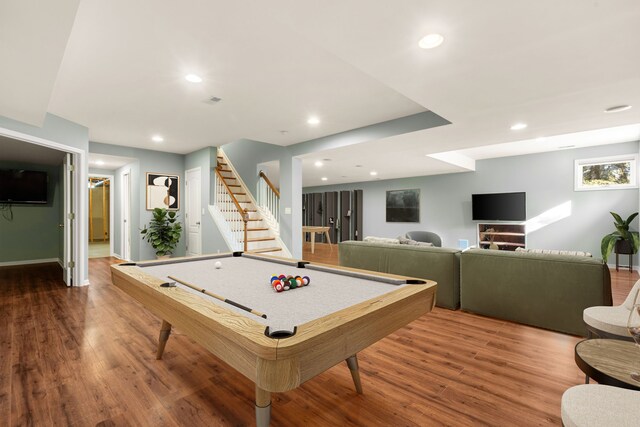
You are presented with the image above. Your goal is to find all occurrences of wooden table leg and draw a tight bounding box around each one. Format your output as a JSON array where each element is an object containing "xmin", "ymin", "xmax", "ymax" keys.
[
  {"xmin": 346, "ymin": 355, "xmax": 363, "ymax": 394},
  {"xmin": 311, "ymin": 231, "xmax": 316, "ymax": 254},
  {"xmin": 156, "ymin": 320, "xmax": 172, "ymax": 360},
  {"xmin": 255, "ymin": 385, "xmax": 271, "ymax": 427},
  {"xmin": 325, "ymin": 230, "xmax": 333, "ymax": 252}
]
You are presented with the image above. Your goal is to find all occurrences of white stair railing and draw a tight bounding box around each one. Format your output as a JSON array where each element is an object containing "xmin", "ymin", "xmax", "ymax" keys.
[
  {"xmin": 257, "ymin": 170, "xmax": 279, "ymax": 233},
  {"xmin": 213, "ymin": 167, "xmax": 248, "ymax": 251}
]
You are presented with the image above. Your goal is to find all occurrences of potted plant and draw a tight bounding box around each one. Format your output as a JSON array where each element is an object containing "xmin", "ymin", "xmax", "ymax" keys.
[
  {"xmin": 601, "ymin": 211, "xmax": 639, "ymax": 260},
  {"xmin": 141, "ymin": 208, "xmax": 183, "ymax": 258}
]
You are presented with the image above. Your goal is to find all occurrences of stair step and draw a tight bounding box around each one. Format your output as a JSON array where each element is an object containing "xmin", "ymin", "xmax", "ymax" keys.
[
  {"xmin": 227, "ymin": 184, "xmax": 241, "ymax": 188},
  {"xmin": 233, "ymin": 192, "xmax": 247, "ymax": 196},
  {"xmin": 246, "ymin": 237, "xmax": 276, "ymax": 242},
  {"xmin": 248, "ymin": 228, "xmax": 269, "ymax": 232},
  {"xmin": 219, "ymin": 169, "xmax": 233, "ymax": 173},
  {"xmin": 249, "ymin": 247, "xmax": 283, "ymax": 254}
]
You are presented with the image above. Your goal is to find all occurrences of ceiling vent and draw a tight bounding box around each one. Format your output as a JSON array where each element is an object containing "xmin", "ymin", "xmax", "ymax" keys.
[{"xmin": 209, "ymin": 96, "xmax": 222, "ymax": 103}]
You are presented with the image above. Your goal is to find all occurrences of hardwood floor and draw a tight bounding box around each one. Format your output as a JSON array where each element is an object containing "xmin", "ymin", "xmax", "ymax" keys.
[{"xmin": 1, "ymin": 255, "xmax": 637, "ymax": 426}]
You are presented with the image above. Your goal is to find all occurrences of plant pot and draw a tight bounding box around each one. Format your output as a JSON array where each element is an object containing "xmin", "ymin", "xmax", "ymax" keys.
[
  {"xmin": 615, "ymin": 239, "xmax": 634, "ymax": 255},
  {"xmin": 156, "ymin": 254, "xmax": 171, "ymax": 260}
]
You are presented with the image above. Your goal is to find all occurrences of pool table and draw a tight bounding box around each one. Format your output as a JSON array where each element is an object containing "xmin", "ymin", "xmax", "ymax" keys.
[{"xmin": 110, "ymin": 252, "xmax": 437, "ymax": 426}]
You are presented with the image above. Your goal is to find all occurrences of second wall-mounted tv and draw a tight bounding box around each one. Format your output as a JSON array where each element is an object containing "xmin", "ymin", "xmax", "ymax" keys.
[{"xmin": 472, "ymin": 192, "xmax": 526, "ymax": 221}]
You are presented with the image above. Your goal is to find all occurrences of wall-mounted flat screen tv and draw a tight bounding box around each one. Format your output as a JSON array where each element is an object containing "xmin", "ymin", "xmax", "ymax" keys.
[
  {"xmin": 472, "ymin": 192, "xmax": 526, "ymax": 221},
  {"xmin": 0, "ymin": 169, "xmax": 48, "ymax": 204}
]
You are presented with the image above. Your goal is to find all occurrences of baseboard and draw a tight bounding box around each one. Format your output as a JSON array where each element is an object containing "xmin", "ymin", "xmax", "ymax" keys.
[
  {"xmin": 0, "ymin": 258, "xmax": 60, "ymax": 267},
  {"xmin": 606, "ymin": 262, "xmax": 639, "ymax": 272}
]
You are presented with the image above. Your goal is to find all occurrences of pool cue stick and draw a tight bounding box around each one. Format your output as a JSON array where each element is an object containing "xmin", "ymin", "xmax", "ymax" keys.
[{"xmin": 167, "ymin": 275, "xmax": 267, "ymax": 319}]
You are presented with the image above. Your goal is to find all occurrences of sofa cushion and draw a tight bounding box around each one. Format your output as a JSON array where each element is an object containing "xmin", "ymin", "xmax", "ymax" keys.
[
  {"xmin": 515, "ymin": 247, "xmax": 592, "ymax": 257},
  {"xmin": 339, "ymin": 240, "xmax": 461, "ymax": 309}
]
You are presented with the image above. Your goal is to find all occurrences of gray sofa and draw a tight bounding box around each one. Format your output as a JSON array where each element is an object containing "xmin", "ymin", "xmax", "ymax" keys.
[
  {"xmin": 339, "ymin": 241, "xmax": 460, "ymax": 309},
  {"xmin": 461, "ymin": 249, "xmax": 612, "ymax": 336}
]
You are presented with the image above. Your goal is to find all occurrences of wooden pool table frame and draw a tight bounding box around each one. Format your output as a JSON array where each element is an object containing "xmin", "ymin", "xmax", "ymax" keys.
[{"xmin": 110, "ymin": 253, "xmax": 436, "ymax": 426}]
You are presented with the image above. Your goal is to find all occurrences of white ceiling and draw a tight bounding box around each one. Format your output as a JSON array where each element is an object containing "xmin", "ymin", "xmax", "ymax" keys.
[
  {"xmin": 0, "ymin": 135, "xmax": 66, "ymax": 165},
  {"xmin": 1, "ymin": 1, "xmax": 640, "ymax": 187}
]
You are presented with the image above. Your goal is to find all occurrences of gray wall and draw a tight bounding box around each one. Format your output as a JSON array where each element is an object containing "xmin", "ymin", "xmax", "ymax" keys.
[
  {"xmin": 0, "ymin": 113, "xmax": 89, "ymax": 282},
  {"xmin": 0, "ymin": 161, "xmax": 61, "ymax": 263},
  {"xmin": 222, "ymin": 139, "xmax": 299, "ymax": 254},
  {"xmin": 305, "ymin": 141, "xmax": 640, "ymax": 265},
  {"xmin": 90, "ymin": 142, "xmax": 187, "ymax": 261},
  {"xmin": 185, "ymin": 147, "xmax": 227, "ymax": 254}
]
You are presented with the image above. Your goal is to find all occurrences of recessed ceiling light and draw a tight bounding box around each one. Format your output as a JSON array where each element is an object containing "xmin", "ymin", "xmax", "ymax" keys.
[
  {"xmin": 307, "ymin": 117, "xmax": 320, "ymax": 125},
  {"xmin": 322, "ymin": 158, "xmax": 332, "ymax": 162},
  {"xmin": 185, "ymin": 74, "xmax": 203, "ymax": 83},
  {"xmin": 605, "ymin": 105, "xmax": 632, "ymax": 113},
  {"xmin": 510, "ymin": 123, "xmax": 527, "ymax": 131},
  {"xmin": 321, "ymin": 177, "xmax": 328, "ymax": 181},
  {"xmin": 418, "ymin": 34, "xmax": 444, "ymax": 49},
  {"xmin": 355, "ymin": 165, "xmax": 363, "ymax": 168},
  {"xmin": 314, "ymin": 161, "xmax": 323, "ymax": 167},
  {"xmin": 152, "ymin": 135, "xmax": 164, "ymax": 143},
  {"xmin": 370, "ymin": 171, "xmax": 378, "ymax": 176},
  {"xmin": 95, "ymin": 160, "xmax": 105, "ymax": 166}
]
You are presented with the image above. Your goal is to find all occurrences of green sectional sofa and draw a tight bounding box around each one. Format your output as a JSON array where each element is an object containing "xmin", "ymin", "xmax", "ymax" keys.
[
  {"xmin": 339, "ymin": 241, "xmax": 460, "ymax": 309},
  {"xmin": 460, "ymin": 249, "xmax": 612, "ymax": 336}
]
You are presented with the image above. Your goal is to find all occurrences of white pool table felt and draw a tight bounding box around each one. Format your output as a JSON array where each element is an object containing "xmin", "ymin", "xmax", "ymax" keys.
[{"xmin": 139, "ymin": 255, "xmax": 410, "ymax": 335}]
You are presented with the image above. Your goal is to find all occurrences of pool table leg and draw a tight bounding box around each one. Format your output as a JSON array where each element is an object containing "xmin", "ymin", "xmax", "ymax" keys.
[
  {"xmin": 255, "ymin": 386, "xmax": 271, "ymax": 427},
  {"xmin": 346, "ymin": 355, "xmax": 363, "ymax": 394},
  {"xmin": 156, "ymin": 320, "xmax": 172, "ymax": 360}
]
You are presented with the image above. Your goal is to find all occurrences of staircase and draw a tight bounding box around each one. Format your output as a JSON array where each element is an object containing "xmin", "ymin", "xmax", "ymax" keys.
[{"xmin": 210, "ymin": 150, "xmax": 290, "ymax": 257}]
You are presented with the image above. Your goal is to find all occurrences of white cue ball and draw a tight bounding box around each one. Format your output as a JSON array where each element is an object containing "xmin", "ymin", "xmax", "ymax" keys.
[{"xmin": 214, "ymin": 261, "xmax": 222, "ymax": 269}]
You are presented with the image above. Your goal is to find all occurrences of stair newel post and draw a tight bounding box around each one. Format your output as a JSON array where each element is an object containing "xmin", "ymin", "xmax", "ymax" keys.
[{"xmin": 243, "ymin": 210, "xmax": 249, "ymax": 252}]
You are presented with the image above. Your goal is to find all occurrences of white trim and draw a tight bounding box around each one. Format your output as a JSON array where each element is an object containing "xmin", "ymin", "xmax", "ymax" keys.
[
  {"xmin": 606, "ymin": 262, "xmax": 639, "ymax": 272},
  {"xmin": 574, "ymin": 153, "xmax": 639, "ymax": 191},
  {"xmin": 0, "ymin": 126, "xmax": 87, "ymax": 287},
  {"xmin": 0, "ymin": 258, "xmax": 59, "ymax": 267},
  {"xmin": 120, "ymin": 167, "xmax": 132, "ymax": 261},
  {"xmin": 89, "ymin": 173, "xmax": 115, "ymax": 257},
  {"xmin": 185, "ymin": 166, "xmax": 203, "ymax": 256}
]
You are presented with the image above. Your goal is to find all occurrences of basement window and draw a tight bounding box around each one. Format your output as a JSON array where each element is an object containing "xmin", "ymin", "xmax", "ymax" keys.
[{"xmin": 574, "ymin": 154, "xmax": 638, "ymax": 191}]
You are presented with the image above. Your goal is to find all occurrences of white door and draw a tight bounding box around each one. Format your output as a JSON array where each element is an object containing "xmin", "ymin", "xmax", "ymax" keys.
[
  {"xmin": 62, "ymin": 153, "xmax": 74, "ymax": 286},
  {"xmin": 185, "ymin": 167, "xmax": 202, "ymax": 256},
  {"xmin": 121, "ymin": 169, "xmax": 131, "ymax": 260}
]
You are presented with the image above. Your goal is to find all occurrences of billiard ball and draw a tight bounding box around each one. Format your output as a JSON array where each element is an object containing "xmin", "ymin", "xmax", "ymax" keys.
[
  {"xmin": 214, "ymin": 261, "xmax": 222, "ymax": 269},
  {"xmin": 302, "ymin": 276, "xmax": 310, "ymax": 285}
]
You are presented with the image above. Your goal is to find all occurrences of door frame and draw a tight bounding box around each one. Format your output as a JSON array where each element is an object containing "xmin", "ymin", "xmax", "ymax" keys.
[
  {"xmin": 88, "ymin": 173, "xmax": 115, "ymax": 256},
  {"xmin": 185, "ymin": 166, "xmax": 202, "ymax": 256},
  {"xmin": 0, "ymin": 126, "xmax": 88, "ymax": 286},
  {"xmin": 120, "ymin": 168, "xmax": 132, "ymax": 261}
]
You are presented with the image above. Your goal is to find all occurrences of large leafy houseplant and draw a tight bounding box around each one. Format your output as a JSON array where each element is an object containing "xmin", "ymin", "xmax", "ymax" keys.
[
  {"xmin": 141, "ymin": 208, "xmax": 182, "ymax": 257},
  {"xmin": 601, "ymin": 211, "xmax": 639, "ymax": 260}
]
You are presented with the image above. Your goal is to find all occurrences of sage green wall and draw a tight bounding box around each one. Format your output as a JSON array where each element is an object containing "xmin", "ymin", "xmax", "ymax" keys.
[
  {"xmin": 185, "ymin": 147, "xmax": 227, "ymax": 254},
  {"xmin": 90, "ymin": 142, "xmax": 186, "ymax": 261},
  {"xmin": 0, "ymin": 161, "xmax": 61, "ymax": 263},
  {"xmin": 0, "ymin": 113, "xmax": 89, "ymax": 282},
  {"xmin": 305, "ymin": 141, "xmax": 640, "ymax": 266}
]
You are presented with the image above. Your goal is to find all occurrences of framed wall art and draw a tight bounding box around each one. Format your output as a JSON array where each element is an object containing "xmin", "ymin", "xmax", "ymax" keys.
[
  {"xmin": 146, "ymin": 172, "xmax": 179, "ymax": 210},
  {"xmin": 386, "ymin": 189, "xmax": 419, "ymax": 222}
]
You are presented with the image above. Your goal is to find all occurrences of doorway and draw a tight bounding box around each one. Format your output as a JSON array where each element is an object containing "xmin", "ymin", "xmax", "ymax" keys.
[{"xmin": 88, "ymin": 175, "xmax": 113, "ymax": 258}]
